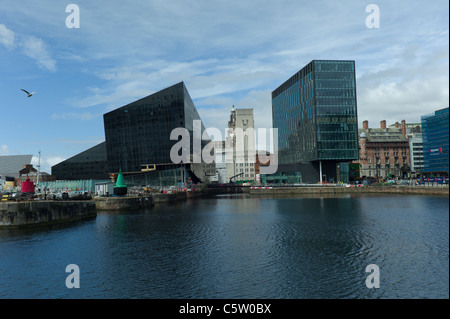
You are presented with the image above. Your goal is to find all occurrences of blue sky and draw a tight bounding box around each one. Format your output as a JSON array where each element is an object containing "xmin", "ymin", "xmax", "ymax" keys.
[{"xmin": 0, "ymin": 0, "xmax": 448, "ymax": 173}]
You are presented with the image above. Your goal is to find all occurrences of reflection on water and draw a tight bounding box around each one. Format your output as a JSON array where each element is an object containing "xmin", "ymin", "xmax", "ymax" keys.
[{"xmin": 0, "ymin": 194, "xmax": 448, "ymax": 299}]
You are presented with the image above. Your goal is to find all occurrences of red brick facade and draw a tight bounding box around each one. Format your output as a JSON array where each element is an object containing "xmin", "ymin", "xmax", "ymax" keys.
[{"xmin": 358, "ymin": 120, "xmax": 411, "ymax": 179}]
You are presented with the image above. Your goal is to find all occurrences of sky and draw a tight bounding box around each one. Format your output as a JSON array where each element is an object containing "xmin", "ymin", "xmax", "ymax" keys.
[{"xmin": 0, "ymin": 0, "xmax": 448, "ymax": 173}]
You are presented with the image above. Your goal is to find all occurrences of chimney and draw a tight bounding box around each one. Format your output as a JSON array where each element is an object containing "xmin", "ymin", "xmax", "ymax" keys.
[
  {"xmin": 401, "ymin": 120, "xmax": 406, "ymax": 136},
  {"xmin": 363, "ymin": 120, "xmax": 369, "ymax": 130},
  {"xmin": 380, "ymin": 120, "xmax": 386, "ymax": 129}
]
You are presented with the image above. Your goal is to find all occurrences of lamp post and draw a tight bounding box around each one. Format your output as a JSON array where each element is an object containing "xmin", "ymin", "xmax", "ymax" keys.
[{"xmin": 36, "ymin": 150, "xmax": 41, "ymax": 186}]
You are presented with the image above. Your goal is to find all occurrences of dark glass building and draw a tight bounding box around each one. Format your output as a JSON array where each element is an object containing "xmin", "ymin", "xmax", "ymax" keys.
[
  {"xmin": 421, "ymin": 107, "xmax": 449, "ymax": 176},
  {"xmin": 104, "ymin": 82, "xmax": 207, "ymax": 171},
  {"xmin": 272, "ymin": 60, "xmax": 359, "ymax": 183},
  {"xmin": 52, "ymin": 142, "xmax": 109, "ymax": 180},
  {"xmin": 53, "ymin": 82, "xmax": 215, "ymax": 183}
]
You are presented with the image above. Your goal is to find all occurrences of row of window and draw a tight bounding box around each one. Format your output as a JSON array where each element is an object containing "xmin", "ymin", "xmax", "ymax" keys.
[
  {"xmin": 314, "ymin": 61, "xmax": 355, "ymax": 72},
  {"xmin": 315, "ymin": 89, "xmax": 355, "ymax": 98},
  {"xmin": 236, "ymin": 163, "xmax": 254, "ymax": 167},
  {"xmin": 318, "ymin": 149, "xmax": 359, "ymax": 160},
  {"xmin": 315, "ymin": 72, "xmax": 355, "ymax": 81},
  {"xmin": 316, "ymin": 97, "xmax": 356, "ymax": 106},
  {"xmin": 315, "ymin": 80, "xmax": 355, "ymax": 89},
  {"xmin": 316, "ymin": 116, "xmax": 358, "ymax": 124},
  {"xmin": 368, "ymin": 157, "xmax": 408, "ymax": 164},
  {"xmin": 237, "ymin": 168, "xmax": 254, "ymax": 173}
]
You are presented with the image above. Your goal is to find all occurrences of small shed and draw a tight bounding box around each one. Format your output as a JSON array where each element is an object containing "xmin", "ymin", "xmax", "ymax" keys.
[{"xmin": 95, "ymin": 181, "xmax": 115, "ymax": 196}]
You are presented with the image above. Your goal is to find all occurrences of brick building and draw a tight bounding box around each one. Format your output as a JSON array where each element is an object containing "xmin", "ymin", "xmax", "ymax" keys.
[
  {"xmin": 358, "ymin": 120, "xmax": 411, "ymax": 179},
  {"xmin": 18, "ymin": 164, "xmax": 56, "ymax": 184}
]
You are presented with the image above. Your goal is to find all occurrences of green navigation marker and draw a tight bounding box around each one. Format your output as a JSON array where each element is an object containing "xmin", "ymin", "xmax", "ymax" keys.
[{"xmin": 113, "ymin": 169, "xmax": 128, "ymax": 196}]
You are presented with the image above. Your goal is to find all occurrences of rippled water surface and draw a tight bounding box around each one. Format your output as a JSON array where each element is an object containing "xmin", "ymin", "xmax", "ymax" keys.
[{"xmin": 0, "ymin": 194, "xmax": 448, "ymax": 299}]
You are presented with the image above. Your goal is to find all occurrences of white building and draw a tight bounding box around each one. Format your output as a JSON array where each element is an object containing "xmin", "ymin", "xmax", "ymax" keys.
[
  {"xmin": 209, "ymin": 141, "xmax": 227, "ymax": 184},
  {"xmin": 225, "ymin": 106, "xmax": 256, "ymax": 183},
  {"xmin": 409, "ymin": 134, "xmax": 424, "ymax": 177},
  {"xmin": 389, "ymin": 122, "xmax": 423, "ymax": 178}
]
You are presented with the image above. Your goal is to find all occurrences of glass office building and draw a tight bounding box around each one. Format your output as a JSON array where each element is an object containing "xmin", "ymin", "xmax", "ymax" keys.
[
  {"xmin": 52, "ymin": 142, "xmax": 109, "ymax": 180},
  {"xmin": 104, "ymin": 82, "xmax": 213, "ymax": 174},
  {"xmin": 421, "ymin": 107, "xmax": 449, "ymax": 175},
  {"xmin": 53, "ymin": 82, "xmax": 215, "ymax": 183},
  {"xmin": 272, "ymin": 60, "xmax": 359, "ymax": 183}
]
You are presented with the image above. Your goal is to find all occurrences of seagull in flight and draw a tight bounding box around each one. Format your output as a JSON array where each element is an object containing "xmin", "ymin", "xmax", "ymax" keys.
[{"xmin": 21, "ymin": 89, "xmax": 37, "ymax": 97}]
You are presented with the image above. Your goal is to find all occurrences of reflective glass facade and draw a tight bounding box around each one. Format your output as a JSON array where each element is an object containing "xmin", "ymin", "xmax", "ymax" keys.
[
  {"xmin": 421, "ymin": 108, "xmax": 449, "ymax": 174},
  {"xmin": 314, "ymin": 61, "xmax": 359, "ymax": 160},
  {"xmin": 52, "ymin": 142, "xmax": 109, "ymax": 180},
  {"xmin": 272, "ymin": 60, "xmax": 359, "ymax": 183},
  {"xmin": 53, "ymin": 82, "xmax": 214, "ymax": 182},
  {"xmin": 104, "ymin": 82, "xmax": 211, "ymax": 174},
  {"xmin": 273, "ymin": 62, "xmax": 316, "ymax": 164}
]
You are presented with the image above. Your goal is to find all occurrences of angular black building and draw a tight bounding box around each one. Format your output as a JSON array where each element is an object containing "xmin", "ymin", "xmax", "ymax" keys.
[
  {"xmin": 53, "ymin": 82, "xmax": 215, "ymax": 184},
  {"xmin": 271, "ymin": 60, "xmax": 359, "ymax": 183},
  {"xmin": 52, "ymin": 142, "xmax": 108, "ymax": 180},
  {"xmin": 103, "ymin": 82, "xmax": 208, "ymax": 172}
]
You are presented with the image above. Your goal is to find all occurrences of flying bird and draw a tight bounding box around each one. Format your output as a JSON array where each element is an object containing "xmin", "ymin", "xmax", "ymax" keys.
[{"xmin": 21, "ymin": 89, "xmax": 36, "ymax": 97}]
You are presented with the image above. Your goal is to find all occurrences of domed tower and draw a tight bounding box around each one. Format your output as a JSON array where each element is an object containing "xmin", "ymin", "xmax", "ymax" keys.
[
  {"xmin": 228, "ymin": 105, "xmax": 236, "ymax": 129},
  {"xmin": 361, "ymin": 120, "xmax": 369, "ymax": 161}
]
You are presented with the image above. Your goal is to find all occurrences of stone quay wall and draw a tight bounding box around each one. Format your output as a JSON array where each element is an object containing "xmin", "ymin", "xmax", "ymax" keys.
[
  {"xmin": 94, "ymin": 196, "xmax": 154, "ymax": 210},
  {"xmin": 0, "ymin": 201, "xmax": 97, "ymax": 228},
  {"xmin": 245, "ymin": 185, "xmax": 449, "ymax": 196}
]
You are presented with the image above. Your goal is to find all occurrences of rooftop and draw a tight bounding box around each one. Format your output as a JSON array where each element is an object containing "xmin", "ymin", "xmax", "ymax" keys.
[
  {"xmin": 359, "ymin": 128, "xmax": 408, "ymax": 143},
  {"xmin": 0, "ymin": 155, "xmax": 33, "ymax": 178}
]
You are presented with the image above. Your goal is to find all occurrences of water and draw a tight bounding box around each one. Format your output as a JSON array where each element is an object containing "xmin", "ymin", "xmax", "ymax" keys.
[{"xmin": 0, "ymin": 194, "xmax": 448, "ymax": 299}]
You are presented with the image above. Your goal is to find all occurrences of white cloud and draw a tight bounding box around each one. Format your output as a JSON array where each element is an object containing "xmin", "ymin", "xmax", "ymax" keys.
[
  {"xmin": 0, "ymin": 24, "xmax": 15, "ymax": 49},
  {"xmin": 51, "ymin": 112, "xmax": 96, "ymax": 121},
  {"xmin": 0, "ymin": 144, "xmax": 11, "ymax": 155},
  {"xmin": 20, "ymin": 35, "xmax": 56, "ymax": 72},
  {"xmin": 0, "ymin": 0, "xmax": 448, "ymax": 163},
  {"xmin": 358, "ymin": 75, "xmax": 449, "ymax": 126},
  {"xmin": 31, "ymin": 155, "xmax": 66, "ymax": 174},
  {"xmin": 74, "ymin": 54, "xmax": 283, "ymax": 112},
  {"xmin": 44, "ymin": 156, "xmax": 66, "ymax": 167},
  {"xmin": 357, "ymin": 43, "xmax": 449, "ymax": 126},
  {"xmin": 0, "ymin": 23, "xmax": 56, "ymax": 72},
  {"xmin": 23, "ymin": 0, "xmax": 445, "ymax": 121}
]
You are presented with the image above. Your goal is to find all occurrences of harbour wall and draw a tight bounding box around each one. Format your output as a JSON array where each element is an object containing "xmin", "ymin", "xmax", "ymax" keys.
[
  {"xmin": 93, "ymin": 192, "xmax": 190, "ymax": 210},
  {"xmin": 94, "ymin": 196, "xmax": 154, "ymax": 210},
  {"xmin": 2, "ymin": 186, "xmax": 445, "ymax": 228},
  {"xmin": 245, "ymin": 186, "xmax": 449, "ymax": 196},
  {"xmin": 93, "ymin": 187, "xmax": 231, "ymax": 210},
  {"xmin": 0, "ymin": 190, "xmax": 224, "ymax": 227},
  {"xmin": 0, "ymin": 201, "xmax": 96, "ymax": 228}
]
